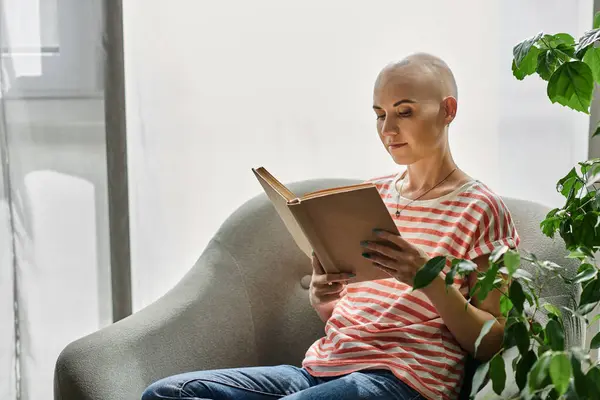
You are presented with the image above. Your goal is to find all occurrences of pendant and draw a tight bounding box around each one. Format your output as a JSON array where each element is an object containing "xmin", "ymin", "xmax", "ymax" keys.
[{"xmin": 395, "ymin": 210, "xmax": 400, "ymax": 217}]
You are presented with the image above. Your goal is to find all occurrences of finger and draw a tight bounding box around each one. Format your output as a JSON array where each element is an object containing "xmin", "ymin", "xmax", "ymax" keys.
[
  {"xmin": 315, "ymin": 283, "xmax": 345, "ymax": 295},
  {"xmin": 311, "ymin": 252, "xmax": 326, "ymax": 275},
  {"xmin": 316, "ymin": 293, "xmax": 344, "ymax": 304},
  {"xmin": 373, "ymin": 229, "xmax": 409, "ymax": 249},
  {"xmin": 360, "ymin": 240, "xmax": 403, "ymax": 260},
  {"xmin": 371, "ymin": 262, "xmax": 396, "ymax": 277},
  {"xmin": 323, "ymin": 273, "xmax": 356, "ymax": 283},
  {"xmin": 312, "ymin": 273, "xmax": 353, "ymax": 286},
  {"xmin": 362, "ymin": 252, "xmax": 397, "ymax": 272}
]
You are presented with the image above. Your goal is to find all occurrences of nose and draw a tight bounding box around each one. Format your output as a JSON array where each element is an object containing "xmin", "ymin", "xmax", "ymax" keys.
[{"xmin": 381, "ymin": 114, "xmax": 399, "ymax": 137}]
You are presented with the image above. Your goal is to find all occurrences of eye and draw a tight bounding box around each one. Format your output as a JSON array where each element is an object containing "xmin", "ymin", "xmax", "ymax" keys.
[
  {"xmin": 376, "ymin": 113, "xmax": 385, "ymax": 120},
  {"xmin": 398, "ymin": 109, "xmax": 412, "ymax": 117}
]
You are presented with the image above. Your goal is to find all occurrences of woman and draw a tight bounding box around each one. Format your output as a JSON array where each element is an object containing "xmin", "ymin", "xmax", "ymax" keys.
[{"xmin": 142, "ymin": 53, "xmax": 519, "ymax": 400}]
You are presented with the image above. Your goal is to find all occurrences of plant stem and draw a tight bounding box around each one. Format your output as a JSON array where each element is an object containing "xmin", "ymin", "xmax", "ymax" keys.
[{"xmin": 540, "ymin": 37, "xmax": 566, "ymax": 64}]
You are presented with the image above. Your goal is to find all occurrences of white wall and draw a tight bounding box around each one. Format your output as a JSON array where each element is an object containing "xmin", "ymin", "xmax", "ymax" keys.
[{"xmin": 124, "ymin": 0, "xmax": 593, "ymax": 311}]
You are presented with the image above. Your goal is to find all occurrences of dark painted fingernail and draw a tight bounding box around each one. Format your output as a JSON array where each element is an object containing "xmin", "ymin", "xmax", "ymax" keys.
[
  {"xmin": 360, "ymin": 241, "xmax": 369, "ymax": 247},
  {"xmin": 362, "ymin": 252, "xmax": 371, "ymax": 258},
  {"xmin": 373, "ymin": 229, "xmax": 383, "ymax": 234},
  {"xmin": 348, "ymin": 273, "xmax": 356, "ymax": 277}
]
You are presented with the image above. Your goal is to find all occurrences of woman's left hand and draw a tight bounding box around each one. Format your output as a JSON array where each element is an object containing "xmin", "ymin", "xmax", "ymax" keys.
[{"xmin": 360, "ymin": 229, "xmax": 431, "ymax": 286}]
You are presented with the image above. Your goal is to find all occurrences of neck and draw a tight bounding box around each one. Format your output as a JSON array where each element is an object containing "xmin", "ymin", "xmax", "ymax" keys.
[{"xmin": 402, "ymin": 148, "xmax": 457, "ymax": 193}]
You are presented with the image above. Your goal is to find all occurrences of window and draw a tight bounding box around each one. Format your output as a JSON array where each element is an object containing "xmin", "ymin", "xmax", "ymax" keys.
[{"xmin": 1, "ymin": 0, "xmax": 103, "ymax": 98}]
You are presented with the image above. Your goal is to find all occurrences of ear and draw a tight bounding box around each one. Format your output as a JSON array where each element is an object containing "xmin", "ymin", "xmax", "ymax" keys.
[{"xmin": 442, "ymin": 96, "xmax": 457, "ymax": 126}]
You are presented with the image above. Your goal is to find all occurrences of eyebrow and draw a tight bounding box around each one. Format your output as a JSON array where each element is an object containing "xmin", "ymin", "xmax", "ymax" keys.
[{"xmin": 372, "ymin": 99, "xmax": 417, "ymax": 109}]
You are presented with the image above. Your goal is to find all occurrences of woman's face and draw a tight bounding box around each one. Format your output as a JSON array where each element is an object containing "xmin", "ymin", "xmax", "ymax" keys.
[{"xmin": 372, "ymin": 66, "xmax": 454, "ymax": 165}]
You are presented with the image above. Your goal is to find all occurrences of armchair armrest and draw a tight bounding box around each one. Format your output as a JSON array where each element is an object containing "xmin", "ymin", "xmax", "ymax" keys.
[{"xmin": 54, "ymin": 239, "xmax": 258, "ymax": 400}]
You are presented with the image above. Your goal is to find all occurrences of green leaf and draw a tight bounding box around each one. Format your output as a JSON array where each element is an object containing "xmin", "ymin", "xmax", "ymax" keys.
[
  {"xmin": 586, "ymin": 366, "xmax": 600, "ymax": 398},
  {"xmin": 509, "ymin": 280, "xmax": 526, "ymax": 313},
  {"xmin": 541, "ymin": 214, "xmax": 561, "ymax": 238},
  {"xmin": 512, "ymin": 269, "xmax": 533, "ymax": 282},
  {"xmin": 580, "ymin": 277, "xmax": 600, "ymax": 306},
  {"xmin": 578, "ymin": 246, "xmax": 595, "ymax": 258},
  {"xmin": 583, "ymin": 46, "xmax": 600, "ymax": 84},
  {"xmin": 539, "ymin": 33, "xmax": 575, "ymax": 48},
  {"xmin": 549, "ymin": 353, "xmax": 572, "ymax": 396},
  {"xmin": 577, "ymin": 301, "xmax": 598, "ymax": 315},
  {"xmin": 490, "ymin": 245, "xmax": 509, "ymax": 264},
  {"xmin": 545, "ymin": 319, "xmax": 565, "ymax": 351},
  {"xmin": 528, "ymin": 352, "xmax": 552, "ymax": 391},
  {"xmin": 500, "ymin": 295, "xmax": 513, "ymax": 317},
  {"xmin": 513, "ymin": 46, "xmax": 541, "ymax": 80},
  {"xmin": 413, "ymin": 256, "xmax": 446, "ymax": 290},
  {"xmin": 445, "ymin": 262, "xmax": 458, "ymax": 286},
  {"xmin": 591, "ymin": 331, "xmax": 600, "ymax": 348},
  {"xmin": 540, "ymin": 260, "xmax": 562, "ymax": 272},
  {"xmin": 532, "ymin": 321, "xmax": 543, "ymax": 335},
  {"xmin": 588, "ymin": 313, "xmax": 600, "ymax": 327},
  {"xmin": 537, "ymin": 50, "xmax": 559, "ymax": 81},
  {"xmin": 503, "ymin": 250, "xmax": 521, "ymax": 276},
  {"xmin": 476, "ymin": 264, "xmax": 499, "ymax": 302},
  {"xmin": 574, "ymin": 263, "xmax": 597, "ymax": 284},
  {"xmin": 514, "ymin": 32, "xmax": 544, "ymax": 67},
  {"xmin": 474, "ymin": 319, "xmax": 496, "ymax": 357},
  {"xmin": 470, "ymin": 362, "xmax": 489, "ymax": 399},
  {"xmin": 512, "ymin": 59, "xmax": 528, "ymax": 80},
  {"xmin": 489, "ymin": 352, "xmax": 506, "ymax": 395},
  {"xmin": 505, "ymin": 321, "xmax": 530, "ymax": 355},
  {"xmin": 547, "ymin": 61, "xmax": 593, "ymax": 114},
  {"xmin": 542, "ymin": 303, "xmax": 563, "ymax": 319},
  {"xmin": 455, "ymin": 259, "xmax": 477, "ymax": 275},
  {"xmin": 521, "ymin": 283, "xmax": 536, "ymax": 307},
  {"xmin": 571, "ymin": 354, "xmax": 588, "ymax": 398},
  {"xmin": 567, "ymin": 249, "xmax": 588, "ymax": 259},
  {"xmin": 538, "ymin": 344, "xmax": 551, "ymax": 357},
  {"xmin": 576, "ymin": 28, "xmax": 600, "ymax": 54},
  {"xmin": 516, "ymin": 350, "xmax": 537, "ymax": 391},
  {"xmin": 557, "ymin": 168, "xmax": 583, "ymax": 197}
]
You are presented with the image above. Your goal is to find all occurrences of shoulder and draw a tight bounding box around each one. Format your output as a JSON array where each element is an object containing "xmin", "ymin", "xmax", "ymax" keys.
[
  {"xmin": 364, "ymin": 173, "xmax": 398, "ymax": 192},
  {"xmin": 364, "ymin": 173, "xmax": 397, "ymax": 185},
  {"xmin": 456, "ymin": 181, "xmax": 513, "ymax": 218}
]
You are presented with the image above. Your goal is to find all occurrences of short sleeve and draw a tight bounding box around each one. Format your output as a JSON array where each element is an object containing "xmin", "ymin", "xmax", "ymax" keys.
[{"xmin": 466, "ymin": 195, "xmax": 520, "ymax": 260}]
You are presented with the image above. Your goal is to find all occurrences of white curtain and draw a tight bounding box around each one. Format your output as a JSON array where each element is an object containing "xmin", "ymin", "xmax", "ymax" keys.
[
  {"xmin": 123, "ymin": 0, "xmax": 594, "ymax": 312},
  {"xmin": 0, "ymin": 1, "xmax": 111, "ymax": 399}
]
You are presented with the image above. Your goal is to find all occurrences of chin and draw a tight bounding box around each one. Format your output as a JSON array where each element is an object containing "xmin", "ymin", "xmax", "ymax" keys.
[{"xmin": 388, "ymin": 151, "xmax": 415, "ymax": 166}]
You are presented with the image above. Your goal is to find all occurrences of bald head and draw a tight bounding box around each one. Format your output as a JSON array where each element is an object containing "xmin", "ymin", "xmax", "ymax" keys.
[{"xmin": 375, "ymin": 53, "xmax": 458, "ymax": 100}]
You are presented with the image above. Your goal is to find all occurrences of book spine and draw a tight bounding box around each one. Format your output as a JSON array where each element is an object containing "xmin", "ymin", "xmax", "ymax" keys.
[{"xmin": 288, "ymin": 202, "xmax": 338, "ymax": 274}]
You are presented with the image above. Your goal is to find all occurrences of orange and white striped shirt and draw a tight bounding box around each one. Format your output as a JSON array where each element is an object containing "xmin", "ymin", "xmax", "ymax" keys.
[{"xmin": 302, "ymin": 172, "xmax": 520, "ymax": 400}]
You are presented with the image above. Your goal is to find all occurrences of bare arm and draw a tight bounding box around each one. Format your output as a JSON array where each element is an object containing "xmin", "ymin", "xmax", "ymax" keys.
[
  {"xmin": 309, "ymin": 254, "xmax": 353, "ymax": 323},
  {"xmin": 311, "ymin": 298, "xmax": 340, "ymax": 323},
  {"xmin": 361, "ymin": 230, "xmax": 505, "ymax": 362},
  {"xmin": 420, "ymin": 255, "xmax": 505, "ymax": 361}
]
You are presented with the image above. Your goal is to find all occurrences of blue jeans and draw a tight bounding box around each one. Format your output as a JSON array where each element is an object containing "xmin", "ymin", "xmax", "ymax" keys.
[{"xmin": 141, "ymin": 365, "xmax": 424, "ymax": 400}]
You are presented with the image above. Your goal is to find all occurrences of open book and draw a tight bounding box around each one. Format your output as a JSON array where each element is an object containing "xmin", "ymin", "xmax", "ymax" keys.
[{"xmin": 252, "ymin": 167, "xmax": 400, "ymax": 282}]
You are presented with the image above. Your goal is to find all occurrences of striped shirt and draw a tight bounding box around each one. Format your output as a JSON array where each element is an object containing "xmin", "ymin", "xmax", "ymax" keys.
[{"xmin": 302, "ymin": 172, "xmax": 520, "ymax": 400}]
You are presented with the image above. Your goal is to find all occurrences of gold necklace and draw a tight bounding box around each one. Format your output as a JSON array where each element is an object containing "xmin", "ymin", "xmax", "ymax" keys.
[{"xmin": 395, "ymin": 168, "xmax": 458, "ymax": 217}]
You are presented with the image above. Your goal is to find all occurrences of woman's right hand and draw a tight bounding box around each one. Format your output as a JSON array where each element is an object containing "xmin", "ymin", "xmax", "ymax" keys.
[{"xmin": 309, "ymin": 254, "xmax": 354, "ymax": 307}]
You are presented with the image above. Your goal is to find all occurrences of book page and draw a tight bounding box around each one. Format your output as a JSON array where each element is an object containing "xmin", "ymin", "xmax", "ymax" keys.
[{"xmin": 252, "ymin": 168, "xmax": 312, "ymax": 257}]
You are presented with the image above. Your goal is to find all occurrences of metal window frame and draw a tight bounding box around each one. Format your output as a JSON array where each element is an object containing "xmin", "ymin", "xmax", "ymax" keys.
[{"xmin": 103, "ymin": 0, "xmax": 132, "ymax": 323}]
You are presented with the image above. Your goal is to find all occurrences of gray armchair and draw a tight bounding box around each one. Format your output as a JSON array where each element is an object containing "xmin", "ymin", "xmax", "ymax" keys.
[{"xmin": 54, "ymin": 179, "xmax": 583, "ymax": 400}]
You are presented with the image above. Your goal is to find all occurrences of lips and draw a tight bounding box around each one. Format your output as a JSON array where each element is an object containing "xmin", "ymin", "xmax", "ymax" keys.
[{"xmin": 388, "ymin": 143, "xmax": 407, "ymax": 149}]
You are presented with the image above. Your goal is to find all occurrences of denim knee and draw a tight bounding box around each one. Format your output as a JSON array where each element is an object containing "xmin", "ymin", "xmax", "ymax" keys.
[{"xmin": 141, "ymin": 375, "xmax": 210, "ymax": 400}]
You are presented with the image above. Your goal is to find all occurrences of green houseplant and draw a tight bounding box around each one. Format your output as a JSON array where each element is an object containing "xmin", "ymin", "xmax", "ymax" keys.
[{"xmin": 415, "ymin": 12, "xmax": 600, "ymax": 400}]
